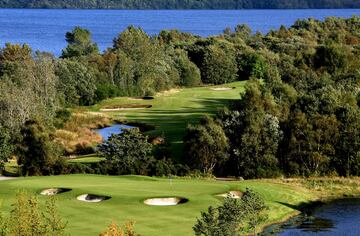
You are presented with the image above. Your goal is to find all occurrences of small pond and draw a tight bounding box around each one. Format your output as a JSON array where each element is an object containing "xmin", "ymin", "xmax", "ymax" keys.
[
  {"xmin": 263, "ymin": 199, "xmax": 360, "ymax": 236},
  {"xmin": 95, "ymin": 124, "xmax": 134, "ymax": 140}
]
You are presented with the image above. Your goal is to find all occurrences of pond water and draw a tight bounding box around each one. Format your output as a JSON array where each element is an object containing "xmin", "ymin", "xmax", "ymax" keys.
[
  {"xmin": 0, "ymin": 9, "xmax": 360, "ymax": 56},
  {"xmin": 264, "ymin": 199, "xmax": 360, "ymax": 236},
  {"xmin": 95, "ymin": 124, "xmax": 134, "ymax": 140}
]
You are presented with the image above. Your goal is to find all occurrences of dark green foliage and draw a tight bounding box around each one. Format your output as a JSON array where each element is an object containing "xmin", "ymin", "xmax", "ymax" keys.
[
  {"xmin": 62, "ymin": 27, "xmax": 99, "ymax": 58},
  {"xmin": 56, "ymin": 59, "xmax": 96, "ymax": 106},
  {"xmin": 193, "ymin": 189, "xmax": 267, "ymax": 236},
  {"xmin": 201, "ymin": 43, "xmax": 238, "ymax": 84},
  {"xmin": 0, "ymin": 125, "xmax": 13, "ymax": 163},
  {"xmin": 3, "ymin": 16, "xmax": 360, "ymax": 179},
  {"xmin": 98, "ymin": 128, "xmax": 154, "ymax": 175},
  {"xmin": 1, "ymin": 0, "xmax": 359, "ymax": 9},
  {"xmin": 17, "ymin": 119, "xmax": 63, "ymax": 176},
  {"xmin": 184, "ymin": 116, "xmax": 229, "ymax": 174},
  {"xmin": 174, "ymin": 50, "xmax": 202, "ymax": 87},
  {"xmin": 53, "ymin": 109, "xmax": 71, "ymax": 129},
  {"xmin": 237, "ymin": 51, "xmax": 268, "ymax": 80},
  {"xmin": 219, "ymin": 80, "xmax": 282, "ymax": 178},
  {"xmin": 314, "ymin": 45, "xmax": 348, "ymax": 73}
]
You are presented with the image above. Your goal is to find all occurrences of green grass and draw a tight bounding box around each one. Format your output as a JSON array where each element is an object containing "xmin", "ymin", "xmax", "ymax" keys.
[
  {"xmin": 85, "ymin": 82, "xmax": 246, "ymax": 159},
  {"xmin": 68, "ymin": 155, "xmax": 105, "ymax": 164},
  {"xmin": 0, "ymin": 175, "xmax": 316, "ymax": 236}
]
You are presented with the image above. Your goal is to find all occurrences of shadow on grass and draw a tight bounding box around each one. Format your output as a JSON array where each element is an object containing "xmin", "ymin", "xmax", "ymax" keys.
[
  {"xmin": 115, "ymin": 98, "xmax": 240, "ymax": 160},
  {"xmin": 275, "ymin": 201, "xmax": 325, "ymax": 212}
]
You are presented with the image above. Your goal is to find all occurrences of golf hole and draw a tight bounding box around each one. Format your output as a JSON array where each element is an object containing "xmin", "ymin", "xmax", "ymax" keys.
[
  {"xmin": 144, "ymin": 197, "xmax": 188, "ymax": 206},
  {"xmin": 77, "ymin": 194, "xmax": 111, "ymax": 203},
  {"xmin": 40, "ymin": 188, "xmax": 72, "ymax": 196}
]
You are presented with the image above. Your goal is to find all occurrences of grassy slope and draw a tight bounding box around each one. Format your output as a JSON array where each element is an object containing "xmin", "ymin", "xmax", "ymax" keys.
[
  {"xmin": 1, "ymin": 175, "xmax": 360, "ymax": 236},
  {"xmin": 0, "ymin": 175, "xmax": 315, "ymax": 236},
  {"xmin": 84, "ymin": 82, "xmax": 246, "ymax": 159}
]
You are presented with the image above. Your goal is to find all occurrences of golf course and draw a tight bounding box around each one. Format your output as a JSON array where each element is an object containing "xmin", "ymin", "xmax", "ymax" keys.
[
  {"xmin": 1, "ymin": 175, "xmax": 359, "ymax": 236},
  {"xmin": 83, "ymin": 81, "xmax": 246, "ymax": 159}
]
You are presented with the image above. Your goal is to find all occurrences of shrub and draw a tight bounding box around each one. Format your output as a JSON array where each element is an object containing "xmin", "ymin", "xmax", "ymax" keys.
[
  {"xmin": 100, "ymin": 221, "xmax": 138, "ymax": 236},
  {"xmin": 7, "ymin": 191, "xmax": 67, "ymax": 236}
]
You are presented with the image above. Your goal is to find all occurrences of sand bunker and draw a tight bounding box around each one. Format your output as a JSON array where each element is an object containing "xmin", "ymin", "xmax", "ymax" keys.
[
  {"xmin": 100, "ymin": 104, "xmax": 152, "ymax": 111},
  {"xmin": 40, "ymin": 188, "xmax": 72, "ymax": 196},
  {"xmin": 217, "ymin": 191, "xmax": 242, "ymax": 199},
  {"xmin": 211, "ymin": 87, "xmax": 234, "ymax": 91},
  {"xmin": 77, "ymin": 194, "xmax": 111, "ymax": 203},
  {"xmin": 144, "ymin": 197, "xmax": 188, "ymax": 206}
]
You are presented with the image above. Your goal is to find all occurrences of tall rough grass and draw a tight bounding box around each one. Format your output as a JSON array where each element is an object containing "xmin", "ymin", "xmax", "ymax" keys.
[{"xmin": 55, "ymin": 113, "xmax": 112, "ymax": 155}]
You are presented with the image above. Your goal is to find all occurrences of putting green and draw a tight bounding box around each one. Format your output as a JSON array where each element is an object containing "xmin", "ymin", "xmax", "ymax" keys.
[
  {"xmin": 0, "ymin": 175, "xmax": 316, "ymax": 236},
  {"xmin": 85, "ymin": 82, "xmax": 246, "ymax": 159}
]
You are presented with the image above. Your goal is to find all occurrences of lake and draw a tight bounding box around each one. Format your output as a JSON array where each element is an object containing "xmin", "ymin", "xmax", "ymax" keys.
[
  {"xmin": 0, "ymin": 9, "xmax": 360, "ymax": 56},
  {"xmin": 95, "ymin": 124, "xmax": 134, "ymax": 140},
  {"xmin": 264, "ymin": 199, "xmax": 360, "ymax": 236}
]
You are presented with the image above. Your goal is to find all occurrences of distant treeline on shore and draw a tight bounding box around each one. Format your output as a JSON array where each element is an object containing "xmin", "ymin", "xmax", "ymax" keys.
[{"xmin": 0, "ymin": 0, "xmax": 359, "ymax": 9}]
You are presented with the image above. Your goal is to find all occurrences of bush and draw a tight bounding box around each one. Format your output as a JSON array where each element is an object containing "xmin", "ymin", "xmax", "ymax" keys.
[
  {"xmin": 193, "ymin": 189, "xmax": 267, "ymax": 236},
  {"xmin": 17, "ymin": 119, "xmax": 64, "ymax": 176},
  {"xmin": 98, "ymin": 128, "xmax": 154, "ymax": 175},
  {"xmin": 5, "ymin": 191, "xmax": 67, "ymax": 236}
]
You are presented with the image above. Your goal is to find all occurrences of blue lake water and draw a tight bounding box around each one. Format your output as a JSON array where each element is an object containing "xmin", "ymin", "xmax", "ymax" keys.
[
  {"xmin": 95, "ymin": 124, "xmax": 134, "ymax": 140},
  {"xmin": 0, "ymin": 9, "xmax": 360, "ymax": 56},
  {"xmin": 264, "ymin": 199, "xmax": 360, "ymax": 236}
]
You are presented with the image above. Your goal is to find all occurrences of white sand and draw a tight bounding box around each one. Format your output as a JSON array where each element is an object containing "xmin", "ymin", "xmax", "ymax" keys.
[
  {"xmin": 210, "ymin": 87, "xmax": 233, "ymax": 91},
  {"xmin": 77, "ymin": 194, "xmax": 108, "ymax": 203},
  {"xmin": 40, "ymin": 188, "xmax": 61, "ymax": 196},
  {"xmin": 217, "ymin": 191, "xmax": 242, "ymax": 199},
  {"xmin": 144, "ymin": 197, "xmax": 184, "ymax": 206}
]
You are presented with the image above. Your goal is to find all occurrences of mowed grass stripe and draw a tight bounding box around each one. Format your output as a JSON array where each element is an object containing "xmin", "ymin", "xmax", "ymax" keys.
[
  {"xmin": 85, "ymin": 82, "xmax": 246, "ymax": 159},
  {"xmin": 0, "ymin": 175, "xmax": 316, "ymax": 236}
]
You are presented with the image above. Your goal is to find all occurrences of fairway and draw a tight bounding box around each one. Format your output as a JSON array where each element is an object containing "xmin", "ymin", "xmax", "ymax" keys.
[
  {"xmin": 85, "ymin": 82, "xmax": 246, "ymax": 159},
  {"xmin": 0, "ymin": 175, "xmax": 319, "ymax": 236}
]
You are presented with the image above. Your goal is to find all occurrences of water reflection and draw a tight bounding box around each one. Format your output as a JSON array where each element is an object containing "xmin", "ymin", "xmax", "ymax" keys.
[{"xmin": 264, "ymin": 199, "xmax": 360, "ymax": 236}]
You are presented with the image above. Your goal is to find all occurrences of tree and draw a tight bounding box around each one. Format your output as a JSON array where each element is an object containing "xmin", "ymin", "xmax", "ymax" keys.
[
  {"xmin": 7, "ymin": 191, "xmax": 67, "ymax": 236},
  {"xmin": 193, "ymin": 189, "xmax": 267, "ymax": 236},
  {"xmin": 221, "ymin": 80, "xmax": 282, "ymax": 178},
  {"xmin": 237, "ymin": 51, "xmax": 268, "ymax": 80},
  {"xmin": 112, "ymin": 26, "xmax": 179, "ymax": 96},
  {"xmin": 98, "ymin": 128, "xmax": 154, "ymax": 175},
  {"xmin": 0, "ymin": 124, "xmax": 13, "ymax": 173},
  {"xmin": 56, "ymin": 59, "xmax": 96, "ymax": 106},
  {"xmin": 17, "ymin": 119, "xmax": 62, "ymax": 176},
  {"xmin": 314, "ymin": 45, "xmax": 348, "ymax": 74},
  {"xmin": 201, "ymin": 44, "xmax": 238, "ymax": 84},
  {"xmin": 285, "ymin": 112, "xmax": 339, "ymax": 176},
  {"xmin": 44, "ymin": 196, "xmax": 67, "ymax": 235},
  {"xmin": 184, "ymin": 116, "xmax": 229, "ymax": 174},
  {"xmin": 62, "ymin": 27, "xmax": 99, "ymax": 58},
  {"xmin": 174, "ymin": 49, "xmax": 201, "ymax": 87},
  {"xmin": 240, "ymin": 189, "xmax": 268, "ymax": 235}
]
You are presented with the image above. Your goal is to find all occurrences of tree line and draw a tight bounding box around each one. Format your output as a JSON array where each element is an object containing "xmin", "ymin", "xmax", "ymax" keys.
[
  {"xmin": 0, "ymin": 0, "xmax": 360, "ymax": 9},
  {"xmin": 2, "ymin": 16, "xmax": 360, "ymax": 178},
  {"xmin": 184, "ymin": 16, "xmax": 360, "ymax": 178}
]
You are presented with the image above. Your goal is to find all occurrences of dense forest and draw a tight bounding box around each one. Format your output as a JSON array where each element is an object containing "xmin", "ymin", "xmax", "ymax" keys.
[
  {"xmin": 2, "ymin": 16, "xmax": 360, "ymax": 179},
  {"xmin": 0, "ymin": 0, "xmax": 360, "ymax": 9}
]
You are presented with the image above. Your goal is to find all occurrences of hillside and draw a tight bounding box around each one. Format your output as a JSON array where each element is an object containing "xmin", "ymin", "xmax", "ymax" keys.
[{"xmin": 0, "ymin": 0, "xmax": 359, "ymax": 9}]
